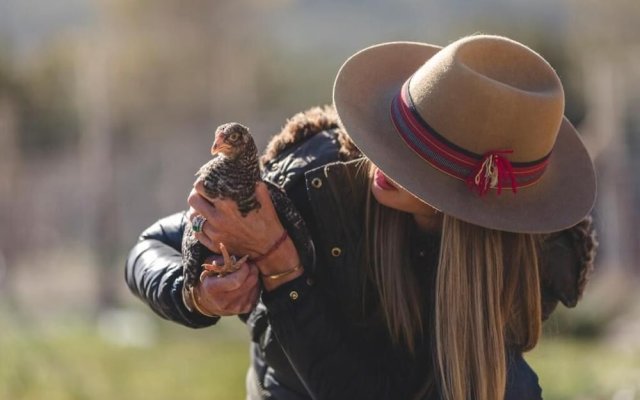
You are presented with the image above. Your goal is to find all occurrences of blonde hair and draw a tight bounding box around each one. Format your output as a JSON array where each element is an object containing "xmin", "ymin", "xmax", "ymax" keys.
[{"xmin": 360, "ymin": 160, "xmax": 542, "ymax": 400}]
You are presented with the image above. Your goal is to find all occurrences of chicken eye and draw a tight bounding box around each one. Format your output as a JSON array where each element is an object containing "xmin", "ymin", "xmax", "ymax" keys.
[{"xmin": 229, "ymin": 132, "xmax": 240, "ymax": 142}]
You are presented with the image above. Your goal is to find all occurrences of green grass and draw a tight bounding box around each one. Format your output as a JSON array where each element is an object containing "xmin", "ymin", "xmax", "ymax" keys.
[
  {"xmin": 0, "ymin": 311, "xmax": 250, "ymax": 400},
  {"xmin": 1, "ymin": 309, "xmax": 639, "ymax": 400},
  {"xmin": 527, "ymin": 337, "xmax": 640, "ymax": 400}
]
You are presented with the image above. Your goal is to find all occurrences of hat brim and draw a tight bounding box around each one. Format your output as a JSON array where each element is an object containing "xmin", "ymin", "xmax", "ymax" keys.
[{"xmin": 333, "ymin": 41, "xmax": 596, "ymax": 233}]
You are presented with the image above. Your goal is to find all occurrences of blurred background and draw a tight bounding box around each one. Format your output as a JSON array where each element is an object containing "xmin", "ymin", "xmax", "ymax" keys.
[{"xmin": 0, "ymin": 0, "xmax": 639, "ymax": 399}]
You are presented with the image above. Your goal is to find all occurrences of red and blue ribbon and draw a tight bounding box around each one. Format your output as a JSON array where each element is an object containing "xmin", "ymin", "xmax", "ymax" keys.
[{"xmin": 390, "ymin": 78, "xmax": 550, "ymax": 196}]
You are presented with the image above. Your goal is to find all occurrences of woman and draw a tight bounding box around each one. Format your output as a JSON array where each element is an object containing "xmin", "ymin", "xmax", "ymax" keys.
[{"xmin": 126, "ymin": 35, "xmax": 597, "ymax": 399}]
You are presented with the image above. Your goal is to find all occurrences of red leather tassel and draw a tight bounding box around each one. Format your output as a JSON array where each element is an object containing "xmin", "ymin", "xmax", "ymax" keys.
[{"xmin": 466, "ymin": 150, "xmax": 517, "ymax": 196}]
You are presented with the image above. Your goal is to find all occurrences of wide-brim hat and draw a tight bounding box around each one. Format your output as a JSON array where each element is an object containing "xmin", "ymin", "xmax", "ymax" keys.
[{"xmin": 333, "ymin": 35, "xmax": 596, "ymax": 233}]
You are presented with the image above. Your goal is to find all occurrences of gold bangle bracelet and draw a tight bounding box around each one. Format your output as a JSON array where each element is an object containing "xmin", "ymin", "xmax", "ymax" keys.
[
  {"xmin": 189, "ymin": 287, "xmax": 218, "ymax": 318},
  {"xmin": 261, "ymin": 263, "xmax": 302, "ymax": 280}
]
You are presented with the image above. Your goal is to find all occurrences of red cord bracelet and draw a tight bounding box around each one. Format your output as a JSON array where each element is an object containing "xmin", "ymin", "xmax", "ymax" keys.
[{"xmin": 252, "ymin": 231, "xmax": 289, "ymax": 263}]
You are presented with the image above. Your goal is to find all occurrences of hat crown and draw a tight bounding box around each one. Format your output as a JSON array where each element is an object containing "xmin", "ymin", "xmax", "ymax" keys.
[{"xmin": 408, "ymin": 35, "xmax": 565, "ymax": 162}]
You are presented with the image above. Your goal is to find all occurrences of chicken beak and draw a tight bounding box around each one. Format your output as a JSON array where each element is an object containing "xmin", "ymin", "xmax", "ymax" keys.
[
  {"xmin": 211, "ymin": 135, "xmax": 233, "ymax": 156},
  {"xmin": 211, "ymin": 135, "xmax": 224, "ymax": 155}
]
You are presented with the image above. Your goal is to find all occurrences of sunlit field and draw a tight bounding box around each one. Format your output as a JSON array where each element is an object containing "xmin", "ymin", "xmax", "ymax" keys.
[
  {"xmin": 528, "ymin": 337, "xmax": 640, "ymax": 400},
  {"xmin": 2, "ymin": 307, "xmax": 639, "ymax": 400},
  {"xmin": 0, "ymin": 309, "xmax": 250, "ymax": 400}
]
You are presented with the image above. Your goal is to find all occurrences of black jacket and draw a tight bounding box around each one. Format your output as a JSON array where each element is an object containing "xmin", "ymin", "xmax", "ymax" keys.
[{"xmin": 125, "ymin": 107, "xmax": 596, "ymax": 400}]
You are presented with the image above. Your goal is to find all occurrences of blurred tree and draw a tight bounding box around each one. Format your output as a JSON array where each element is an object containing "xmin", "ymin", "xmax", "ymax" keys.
[
  {"xmin": 0, "ymin": 68, "xmax": 20, "ymax": 299},
  {"xmin": 75, "ymin": 35, "xmax": 118, "ymax": 313},
  {"xmin": 98, "ymin": 0, "xmax": 265, "ymax": 142},
  {"xmin": 17, "ymin": 45, "xmax": 79, "ymax": 156},
  {"xmin": 567, "ymin": 0, "xmax": 640, "ymax": 276}
]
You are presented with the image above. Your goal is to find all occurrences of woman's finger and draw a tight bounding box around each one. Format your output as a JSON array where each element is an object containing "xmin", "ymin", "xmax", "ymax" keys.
[
  {"xmin": 187, "ymin": 188, "xmax": 200, "ymax": 210},
  {"xmin": 195, "ymin": 180, "xmax": 245, "ymax": 216},
  {"xmin": 248, "ymin": 284, "xmax": 261, "ymax": 308},
  {"xmin": 194, "ymin": 231, "xmax": 219, "ymax": 253},
  {"xmin": 188, "ymin": 193, "xmax": 234, "ymax": 239},
  {"xmin": 194, "ymin": 181, "xmax": 223, "ymax": 206},
  {"xmin": 255, "ymin": 182, "xmax": 278, "ymax": 214},
  {"xmin": 227, "ymin": 282, "xmax": 260, "ymax": 314},
  {"xmin": 196, "ymin": 264, "xmax": 260, "ymax": 315},
  {"xmin": 255, "ymin": 182, "xmax": 271, "ymax": 204},
  {"xmin": 235, "ymin": 267, "xmax": 260, "ymax": 315},
  {"xmin": 188, "ymin": 189, "xmax": 217, "ymax": 221},
  {"xmin": 200, "ymin": 262, "xmax": 252, "ymax": 292},
  {"xmin": 238, "ymin": 285, "xmax": 260, "ymax": 314},
  {"xmin": 203, "ymin": 253, "xmax": 225, "ymax": 266},
  {"xmin": 188, "ymin": 209, "xmax": 222, "ymax": 252},
  {"xmin": 186, "ymin": 207, "xmax": 195, "ymax": 222},
  {"xmin": 194, "ymin": 180, "xmax": 208, "ymax": 197},
  {"xmin": 243, "ymin": 264, "xmax": 260, "ymax": 289}
]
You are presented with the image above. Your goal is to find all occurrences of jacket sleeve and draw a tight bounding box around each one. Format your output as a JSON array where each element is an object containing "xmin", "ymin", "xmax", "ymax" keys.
[
  {"xmin": 539, "ymin": 215, "xmax": 598, "ymax": 320},
  {"xmin": 125, "ymin": 212, "xmax": 219, "ymax": 328}
]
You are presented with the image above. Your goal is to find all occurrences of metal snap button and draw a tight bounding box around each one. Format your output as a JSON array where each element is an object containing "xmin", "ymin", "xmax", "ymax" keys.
[
  {"xmin": 331, "ymin": 247, "xmax": 342, "ymax": 257},
  {"xmin": 289, "ymin": 291, "xmax": 299, "ymax": 301},
  {"xmin": 306, "ymin": 277, "xmax": 314, "ymax": 286},
  {"xmin": 311, "ymin": 177, "xmax": 323, "ymax": 189}
]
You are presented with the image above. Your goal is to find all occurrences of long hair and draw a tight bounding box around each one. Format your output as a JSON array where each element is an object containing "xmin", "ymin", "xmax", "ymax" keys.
[{"xmin": 359, "ymin": 160, "xmax": 542, "ymax": 400}]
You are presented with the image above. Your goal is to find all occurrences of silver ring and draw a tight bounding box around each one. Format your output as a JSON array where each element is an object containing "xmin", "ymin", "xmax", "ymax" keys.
[{"xmin": 192, "ymin": 215, "xmax": 206, "ymax": 233}]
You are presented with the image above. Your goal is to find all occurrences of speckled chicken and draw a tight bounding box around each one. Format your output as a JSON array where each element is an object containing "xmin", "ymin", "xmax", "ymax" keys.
[{"xmin": 181, "ymin": 122, "xmax": 314, "ymax": 313}]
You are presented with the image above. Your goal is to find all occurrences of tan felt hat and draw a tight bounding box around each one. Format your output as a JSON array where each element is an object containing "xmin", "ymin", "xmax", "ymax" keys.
[{"xmin": 333, "ymin": 35, "xmax": 596, "ymax": 233}]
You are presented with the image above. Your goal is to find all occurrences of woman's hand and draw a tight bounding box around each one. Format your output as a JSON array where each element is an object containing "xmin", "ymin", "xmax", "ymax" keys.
[
  {"xmin": 193, "ymin": 254, "xmax": 260, "ymax": 316},
  {"xmin": 187, "ymin": 182, "xmax": 283, "ymax": 257},
  {"xmin": 187, "ymin": 180, "xmax": 303, "ymax": 290}
]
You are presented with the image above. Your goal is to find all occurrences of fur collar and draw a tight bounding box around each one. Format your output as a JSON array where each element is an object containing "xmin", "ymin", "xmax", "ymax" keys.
[{"xmin": 260, "ymin": 105, "xmax": 361, "ymax": 166}]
